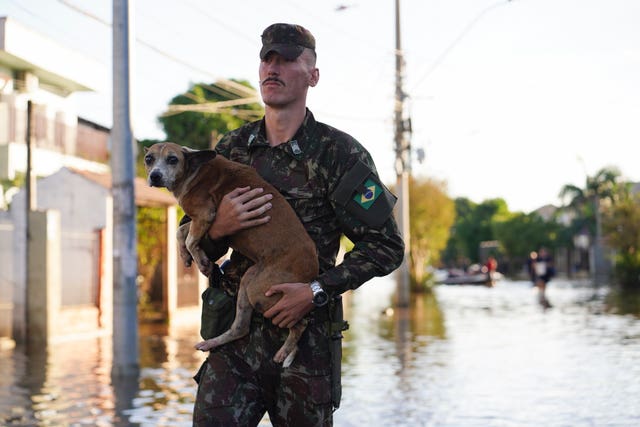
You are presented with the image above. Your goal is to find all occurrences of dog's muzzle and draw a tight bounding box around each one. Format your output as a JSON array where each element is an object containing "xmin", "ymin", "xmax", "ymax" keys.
[{"xmin": 149, "ymin": 170, "xmax": 164, "ymax": 187}]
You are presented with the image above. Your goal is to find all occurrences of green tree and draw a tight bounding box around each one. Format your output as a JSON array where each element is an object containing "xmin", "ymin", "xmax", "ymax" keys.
[
  {"xmin": 136, "ymin": 206, "xmax": 167, "ymax": 317},
  {"xmin": 493, "ymin": 211, "xmax": 561, "ymax": 275},
  {"xmin": 1, "ymin": 172, "xmax": 25, "ymax": 208},
  {"xmin": 602, "ymin": 189, "xmax": 640, "ymax": 288},
  {"xmin": 408, "ymin": 176, "xmax": 455, "ymax": 290},
  {"xmin": 559, "ymin": 166, "xmax": 623, "ymax": 235},
  {"xmin": 158, "ymin": 79, "xmax": 264, "ymax": 150},
  {"xmin": 559, "ymin": 166, "xmax": 626, "ymax": 278},
  {"xmin": 443, "ymin": 197, "xmax": 509, "ymax": 266}
]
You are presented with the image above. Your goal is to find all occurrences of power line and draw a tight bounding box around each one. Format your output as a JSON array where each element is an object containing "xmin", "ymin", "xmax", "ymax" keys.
[
  {"xmin": 411, "ymin": 0, "xmax": 514, "ymax": 93},
  {"xmin": 55, "ymin": 0, "xmax": 257, "ymax": 99},
  {"xmin": 57, "ymin": 0, "xmax": 109, "ymax": 25},
  {"xmin": 182, "ymin": 0, "xmax": 257, "ymax": 46},
  {"xmin": 163, "ymin": 96, "xmax": 261, "ymax": 115},
  {"xmin": 4, "ymin": 0, "xmax": 107, "ymax": 64},
  {"xmin": 6, "ymin": 0, "xmax": 40, "ymax": 19}
]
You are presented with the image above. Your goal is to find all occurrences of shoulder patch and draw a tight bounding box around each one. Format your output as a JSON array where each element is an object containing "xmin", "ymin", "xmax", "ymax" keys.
[{"xmin": 331, "ymin": 160, "xmax": 397, "ymax": 227}]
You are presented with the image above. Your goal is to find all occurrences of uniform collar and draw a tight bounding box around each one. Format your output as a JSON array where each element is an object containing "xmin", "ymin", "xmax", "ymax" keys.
[{"xmin": 247, "ymin": 109, "xmax": 318, "ymax": 160}]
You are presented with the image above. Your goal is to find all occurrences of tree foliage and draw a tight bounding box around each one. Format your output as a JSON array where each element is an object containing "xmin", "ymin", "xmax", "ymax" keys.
[
  {"xmin": 493, "ymin": 212, "xmax": 561, "ymax": 275},
  {"xmin": 559, "ymin": 165, "xmax": 638, "ymax": 284},
  {"xmin": 558, "ymin": 166, "xmax": 623, "ymax": 236},
  {"xmin": 408, "ymin": 176, "xmax": 455, "ymax": 290},
  {"xmin": 602, "ymin": 190, "xmax": 640, "ymax": 288},
  {"xmin": 158, "ymin": 80, "xmax": 263, "ymax": 150},
  {"xmin": 1, "ymin": 172, "xmax": 25, "ymax": 209},
  {"xmin": 136, "ymin": 206, "xmax": 167, "ymax": 314},
  {"xmin": 442, "ymin": 197, "xmax": 509, "ymax": 266}
]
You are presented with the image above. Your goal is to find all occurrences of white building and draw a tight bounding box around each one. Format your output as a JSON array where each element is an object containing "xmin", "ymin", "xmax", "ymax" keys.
[
  {"xmin": 0, "ymin": 16, "xmax": 108, "ymax": 181},
  {"xmin": 0, "ymin": 17, "xmax": 198, "ymax": 347}
]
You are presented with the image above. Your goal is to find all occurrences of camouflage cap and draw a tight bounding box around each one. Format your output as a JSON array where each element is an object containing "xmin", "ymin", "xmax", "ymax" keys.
[{"xmin": 260, "ymin": 23, "xmax": 316, "ymax": 60}]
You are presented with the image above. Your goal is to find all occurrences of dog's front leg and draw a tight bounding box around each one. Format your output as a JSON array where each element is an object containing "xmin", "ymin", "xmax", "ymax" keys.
[
  {"xmin": 176, "ymin": 222, "xmax": 193, "ymax": 267},
  {"xmin": 185, "ymin": 219, "xmax": 213, "ymax": 277}
]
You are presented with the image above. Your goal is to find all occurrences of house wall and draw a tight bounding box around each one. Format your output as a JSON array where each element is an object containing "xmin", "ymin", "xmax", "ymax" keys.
[
  {"xmin": 76, "ymin": 119, "xmax": 109, "ymax": 163},
  {"xmin": 0, "ymin": 210, "xmax": 13, "ymax": 339},
  {"xmin": 10, "ymin": 168, "xmax": 111, "ymax": 341},
  {"xmin": 0, "ymin": 93, "xmax": 109, "ymax": 180}
]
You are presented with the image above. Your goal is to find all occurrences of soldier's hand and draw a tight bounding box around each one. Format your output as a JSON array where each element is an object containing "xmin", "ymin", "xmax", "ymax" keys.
[
  {"xmin": 263, "ymin": 283, "xmax": 314, "ymax": 329},
  {"xmin": 208, "ymin": 186, "xmax": 273, "ymax": 240}
]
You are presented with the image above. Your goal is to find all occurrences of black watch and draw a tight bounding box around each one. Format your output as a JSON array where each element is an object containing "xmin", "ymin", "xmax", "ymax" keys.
[{"xmin": 310, "ymin": 280, "xmax": 328, "ymax": 307}]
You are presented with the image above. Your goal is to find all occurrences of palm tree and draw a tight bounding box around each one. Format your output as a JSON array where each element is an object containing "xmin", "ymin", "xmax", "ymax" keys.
[
  {"xmin": 558, "ymin": 166, "xmax": 623, "ymax": 280},
  {"xmin": 559, "ymin": 167, "xmax": 622, "ymax": 212}
]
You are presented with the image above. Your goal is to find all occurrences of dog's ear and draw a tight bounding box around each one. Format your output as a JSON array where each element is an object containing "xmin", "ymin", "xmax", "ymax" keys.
[
  {"xmin": 143, "ymin": 146, "xmax": 149, "ymax": 153},
  {"xmin": 180, "ymin": 145, "xmax": 197, "ymax": 153},
  {"xmin": 184, "ymin": 149, "xmax": 217, "ymax": 171}
]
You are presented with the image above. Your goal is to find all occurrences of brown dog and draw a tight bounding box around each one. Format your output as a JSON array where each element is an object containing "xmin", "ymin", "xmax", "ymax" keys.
[{"xmin": 144, "ymin": 142, "xmax": 318, "ymax": 366}]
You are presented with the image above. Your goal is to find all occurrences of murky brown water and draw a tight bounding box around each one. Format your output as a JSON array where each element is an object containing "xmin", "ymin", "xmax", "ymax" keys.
[{"xmin": 2, "ymin": 277, "xmax": 640, "ymax": 426}]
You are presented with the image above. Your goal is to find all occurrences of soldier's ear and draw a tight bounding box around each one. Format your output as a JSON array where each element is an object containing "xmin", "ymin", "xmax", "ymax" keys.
[{"xmin": 309, "ymin": 68, "xmax": 319, "ymax": 87}]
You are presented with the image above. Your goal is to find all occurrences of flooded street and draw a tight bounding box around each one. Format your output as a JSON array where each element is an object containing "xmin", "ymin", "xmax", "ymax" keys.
[{"xmin": 2, "ymin": 277, "xmax": 640, "ymax": 426}]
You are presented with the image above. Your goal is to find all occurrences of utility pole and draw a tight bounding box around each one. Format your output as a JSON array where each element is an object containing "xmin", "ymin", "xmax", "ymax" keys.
[
  {"xmin": 22, "ymin": 100, "xmax": 36, "ymax": 345},
  {"xmin": 25, "ymin": 101, "xmax": 36, "ymax": 213},
  {"xmin": 111, "ymin": 0, "xmax": 139, "ymax": 377},
  {"xmin": 394, "ymin": 0, "xmax": 411, "ymax": 308}
]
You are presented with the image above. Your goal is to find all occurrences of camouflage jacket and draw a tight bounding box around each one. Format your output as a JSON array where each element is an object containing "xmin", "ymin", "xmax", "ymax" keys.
[{"xmin": 213, "ymin": 109, "xmax": 404, "ymax": 294}]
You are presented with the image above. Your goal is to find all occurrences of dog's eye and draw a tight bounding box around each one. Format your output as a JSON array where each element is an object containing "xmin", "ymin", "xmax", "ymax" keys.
[
  {"xmin": 144, "ymin": 154, "xmax": 154, "ymax": 165},
  {"xmin": 167, "ymin": 155, "xmax": 179, "ymax": 165}
]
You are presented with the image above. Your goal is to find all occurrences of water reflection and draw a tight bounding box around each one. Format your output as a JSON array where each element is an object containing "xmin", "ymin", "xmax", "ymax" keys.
[
  {"xmin": 1, "ymin": 278, "xmax": 640, "ymax": 426},
  {"xmin": 1, "ymin": 336, "xmax": 117, "ymax": 426},
  {"xmin": 605, "ymin": 287, "xmax": 640, "ymax": 316},
  {"xmin": 336, "ymin": 278, "xmax": 640, "ymax": 427}
]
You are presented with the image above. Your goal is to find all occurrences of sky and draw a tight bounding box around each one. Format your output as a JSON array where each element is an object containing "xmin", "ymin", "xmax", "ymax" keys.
[{"xmin": 1, "ymin": 0, "xmax": 639, "ymax": 213}]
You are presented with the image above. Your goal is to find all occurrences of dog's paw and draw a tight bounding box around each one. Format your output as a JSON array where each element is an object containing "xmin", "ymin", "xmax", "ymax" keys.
[
  {"xmin": 197, "ymin": 258, "xmax": 213, "ymax": 277},
  {"xmin": 275, "ymin": 346, "xmax": 298, "ymax": 368},
  {"xmin": 179, "ymin": 249, "xmax": 193, "ymax": 267},
  {"xmin": 194, "ymin": 339, "xmax": 216, "ymax": 352}
]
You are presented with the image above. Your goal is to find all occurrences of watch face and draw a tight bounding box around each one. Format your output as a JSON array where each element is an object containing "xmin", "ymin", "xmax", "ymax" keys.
[{"xmin": 313, "ymin": 291, "xmax": 329, "ymax": 307}]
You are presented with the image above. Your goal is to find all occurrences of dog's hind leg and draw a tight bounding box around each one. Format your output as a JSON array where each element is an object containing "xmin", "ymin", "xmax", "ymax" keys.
[
  {"xmin": 194, "ymin": 282, "xmax": 252, "ymax": 352},
  {"xmin": 274, "ymin": 318, "xmax": 308, "ymax": 368}
]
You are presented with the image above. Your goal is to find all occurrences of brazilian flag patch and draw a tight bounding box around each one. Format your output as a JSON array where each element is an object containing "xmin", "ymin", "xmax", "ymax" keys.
[{"xmin": 353, "ymin": 179, "xmax": 382, "ymax": 210}]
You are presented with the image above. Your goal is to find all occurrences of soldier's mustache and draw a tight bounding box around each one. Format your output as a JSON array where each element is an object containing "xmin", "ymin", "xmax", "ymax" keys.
[{"xmin": 261, "ymin": 77, "xmax": 285, "ymax": 86}]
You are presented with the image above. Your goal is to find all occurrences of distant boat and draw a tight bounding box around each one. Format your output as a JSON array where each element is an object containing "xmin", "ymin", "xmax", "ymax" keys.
[{"xmin": 435, "ymin": 267, "xmax": 502, "ymax": 287}]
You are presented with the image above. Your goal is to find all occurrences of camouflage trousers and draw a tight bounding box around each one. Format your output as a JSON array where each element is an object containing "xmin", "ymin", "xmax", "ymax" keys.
[{"xmin": 193, "ymin": 313, "xmax": 334, "ymax": 427}]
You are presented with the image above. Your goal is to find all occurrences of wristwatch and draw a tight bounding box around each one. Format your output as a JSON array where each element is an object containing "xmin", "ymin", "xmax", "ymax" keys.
[{"xmin": 309, "ymin": 280, "xmax": 328, "ymax": 307}]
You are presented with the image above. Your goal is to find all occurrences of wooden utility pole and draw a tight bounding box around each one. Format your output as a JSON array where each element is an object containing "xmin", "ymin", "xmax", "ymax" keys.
[
  {"xmin": 394, "ymin": 0, "xmax": 411, "ymax": 307},
  {"xmin": 111, "ymin": 0, "xmax": 139, "ymax": 377}
]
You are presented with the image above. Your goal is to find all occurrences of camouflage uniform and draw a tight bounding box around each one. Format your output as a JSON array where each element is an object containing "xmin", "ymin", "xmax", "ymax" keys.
[{"xmin": 192, "ymin": 109, "xmax": 404, "ymax": 426}]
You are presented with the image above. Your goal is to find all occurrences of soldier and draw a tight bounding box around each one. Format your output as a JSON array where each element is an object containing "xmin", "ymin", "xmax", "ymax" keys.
[{"xmin": 191, "ymin": 23, "xmax": 404, "ymax": 426}]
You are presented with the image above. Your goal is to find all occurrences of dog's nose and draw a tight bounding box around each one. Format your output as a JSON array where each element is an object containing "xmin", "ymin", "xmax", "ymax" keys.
[{"xmin": 149, "ymin": 170, "xmax": 163, "ymax": 186}]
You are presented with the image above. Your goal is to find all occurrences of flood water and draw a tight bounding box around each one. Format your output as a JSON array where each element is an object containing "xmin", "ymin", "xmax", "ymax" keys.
[{"xmin": 2, "ymin": 277, "xmax": 640, "ymax": 426}]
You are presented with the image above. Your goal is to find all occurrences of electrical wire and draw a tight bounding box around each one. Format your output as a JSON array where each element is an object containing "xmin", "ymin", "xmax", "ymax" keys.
[
  {"xmin": 411, "ymin": 0, "xmax": 514, "ymax": 93},
  {"xmin": 4, "ymin": 0, "xmax": 107, "ymax": 64},
  {"xmin": 182, "ymin": 0, "xmax": 257, "ymax": 46},
  {"xmin": 55, "ymin": 0, "xmax": 257, "ymax": 100}
]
